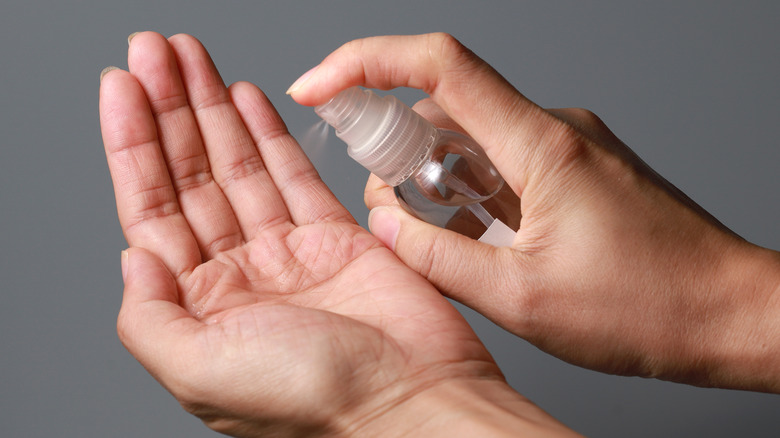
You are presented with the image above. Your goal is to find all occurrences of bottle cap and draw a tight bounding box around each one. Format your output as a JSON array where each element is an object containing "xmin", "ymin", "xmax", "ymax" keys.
[{"xmin": 315, "ymin": 87, "xmax": 438, "ymax": 186}]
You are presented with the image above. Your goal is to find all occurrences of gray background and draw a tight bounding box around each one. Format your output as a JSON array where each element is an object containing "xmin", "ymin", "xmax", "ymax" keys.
[{"xmin": 1, "ymin": 1, "xmax": 778, "ymax": 436}]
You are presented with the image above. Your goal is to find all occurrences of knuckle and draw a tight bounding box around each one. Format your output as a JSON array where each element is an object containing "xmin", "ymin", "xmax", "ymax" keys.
[
  {"xmin": 415, "ymin": 246, "xmax": 437, "ymax": 281},
  {"xmin": 168, "ymin": 33, "xmax": 196, "ymax": 45},
  {"xmin": 569, "ymin": 107, "xmax": 606, "ymax": 129},
  {"xmin": 340, "ymin": 36, "xmax": 366, "ymax": 55},
  {"xmin": 123, "ymin": 190, "xmax": 180, "ymax": 234},
  {"xmin": 168, "ymin": 155, "xmax": 212, "ymax": 193},
  {"xmin": 426, "ymin": 32, "xmax": 464, "ymax": 60},
  {"xmin": 362, "ymin": 186, "xmax": 377, "ymax": 210},
  {"xmin": 417, "ymin": 226, "xmax": 452, "ymax": 284},
  {"xmin": 115, "ymin": 310, "xmax": 133, "ymax": 348},
  {"xmin": 542, "ymin": 115, "xmax": 594, "ymax": 173},
  {"xmin": 500, "ymin": 257, "xmax": 545, "ymax": 335},
  {"xmin": 216, "ymin": 153, "xmax": 265, "ymax": 186},
  {"xmin": 549, "ymin": 107, "xmax": 616, "ymax": 146},
  {"xmin": 363, "ymin": 176, "xmax": 394, "ymax": 209},
  {"xmin": 426, "ymin": 33, "xmax": 473, "ymax": 69}
]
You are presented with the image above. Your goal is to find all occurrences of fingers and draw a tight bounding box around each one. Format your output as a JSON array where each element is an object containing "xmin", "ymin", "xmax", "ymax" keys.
[
  {"xmin": 364, "ymin": 173, "xmax": 396, "ymax": 211},
  {"xmin": 117, "ymin": 247, "xmax": 202, "ymax": 386},
  {"xmin": 126, "ymin": 32, "xmax": 246, "ymax": 258},
  {"xmin": 288, "ymin": 33, "xmax": 566, "ymax": 195},
  {"xmin": 229, "ymin": 81, "xmax": 354, "ymax": 225},
  {"xmin": 410, "ymin": 97, "xmax": 471, "ymax": 134},
  {"xmin": 99, "ymin": 67, "xmax": 201, "ymax": 279},
  {"xmin": 166, "ymin": 34, "xmax": 302, "ymax": 236},
  {"xmin": 363, "ymin": 96, "xmax": 529, "ymax": 321},
  {"xmin": 106, "ymin": 30, "xmax": 355, "ymax": 282}
]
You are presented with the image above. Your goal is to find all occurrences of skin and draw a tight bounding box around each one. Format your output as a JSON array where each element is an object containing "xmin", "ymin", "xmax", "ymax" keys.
[
  {"xmin": 100, "ymin": 32, "xmax": 578, "ymax": 437},
  {"xmin": 289, "ymin": 33, "xmax": 780, "ymax": 393}
]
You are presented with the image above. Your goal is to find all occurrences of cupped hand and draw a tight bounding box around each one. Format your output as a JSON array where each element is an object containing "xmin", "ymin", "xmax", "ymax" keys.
[
  {"xmin": 289, "ymin": 33, "xmax": 780, "ymax": 392},
  {"xmin": 100, "ymin": 32, "xmax": 576, "ymax": 437}
]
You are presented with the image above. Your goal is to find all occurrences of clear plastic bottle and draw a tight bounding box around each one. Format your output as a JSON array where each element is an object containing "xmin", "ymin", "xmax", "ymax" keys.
[{"xmin": 315, "ymin": 87, "xmax": 521, "ymax": 244}]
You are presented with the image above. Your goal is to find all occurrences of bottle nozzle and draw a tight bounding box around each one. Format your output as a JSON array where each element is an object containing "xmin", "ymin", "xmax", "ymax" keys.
[{"xmin": 314, "ymin": 87, "xmax": 438, "ymax": 186}]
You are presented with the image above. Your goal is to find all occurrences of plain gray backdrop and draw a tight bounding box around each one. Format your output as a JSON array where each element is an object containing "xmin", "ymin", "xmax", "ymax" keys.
[{"xmin": 1, "ymin": 1, "xmax": 778, "ymax": 436}]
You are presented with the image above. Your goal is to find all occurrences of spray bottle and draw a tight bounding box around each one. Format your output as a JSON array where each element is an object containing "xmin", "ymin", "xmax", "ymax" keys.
[{"xmin": 315, "ymin": 87, "xmax": 521, "ymax": 246}]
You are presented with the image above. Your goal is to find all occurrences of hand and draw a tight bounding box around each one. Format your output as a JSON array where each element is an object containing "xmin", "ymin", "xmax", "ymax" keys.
[
  {"xmin": 289, "ymin": 33, "xmax": 780, "ymax": 392},
  {"xmin": 99, "ymin": 32, "xmax": 576, "ymax": 437}
]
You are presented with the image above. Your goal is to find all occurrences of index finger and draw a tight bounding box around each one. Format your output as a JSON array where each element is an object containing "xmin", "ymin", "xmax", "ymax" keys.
[
  {"xmin": 100, "ymin": 68, "xmax": 201, "ymax": 279},
  {"xmin": 288, "ymin": 33, "xmax": 566, "ymax": 194}
]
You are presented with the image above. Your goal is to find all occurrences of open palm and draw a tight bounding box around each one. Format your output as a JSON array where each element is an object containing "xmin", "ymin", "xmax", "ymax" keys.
[{"xmin": 99, "ymin": 32, "xmax": 499, "ymax": 436}]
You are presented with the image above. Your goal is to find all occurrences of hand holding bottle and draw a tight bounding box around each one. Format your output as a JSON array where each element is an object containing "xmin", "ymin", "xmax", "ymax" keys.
[
  {"xmin": 289, "ymin": 33, "xmax": 780, "ymax": 392},
  {"xmin": 314, "ymin": 86, "xmax": 522, "ymax": 242}
]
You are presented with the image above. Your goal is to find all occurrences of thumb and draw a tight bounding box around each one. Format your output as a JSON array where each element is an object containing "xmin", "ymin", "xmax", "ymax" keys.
[
  {"xmin": 368, "ymin": 206, "xmax": 527, "ymax": 322},
  {"xmin": 118, "ymin": 247, "xmax": 200, "ymax": 379}
]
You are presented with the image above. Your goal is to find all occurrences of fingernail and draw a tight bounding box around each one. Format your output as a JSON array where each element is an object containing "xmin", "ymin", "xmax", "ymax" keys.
[
  {"xmin": 286, "ymin": 65, "xmax": 319, "ymax": 95},
  {"xmin": 368, "ymin": 207, "xmax": 401, "ymax": 251},
  {"xmin": 100, "ymin": 66, "xmax": 119, "ymax": 82},
  {"xmin": 121, "ymin": 250, "xmax": 129, "ymax": 282},
  {"xmin": 127, "ymin": 32, "xmax": 140, "ymax": 45}
]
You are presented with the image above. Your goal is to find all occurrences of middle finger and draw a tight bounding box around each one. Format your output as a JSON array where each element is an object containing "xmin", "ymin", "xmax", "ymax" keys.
[{"xmin": 167, "ymin": 34, "xmax": 293, "ymax": 238}]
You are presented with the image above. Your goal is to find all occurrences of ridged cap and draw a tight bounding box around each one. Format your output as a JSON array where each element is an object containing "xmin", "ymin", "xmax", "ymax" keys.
[{"xmin": 315, "ymin": 87, "xmax": 437, "ymax": 186}]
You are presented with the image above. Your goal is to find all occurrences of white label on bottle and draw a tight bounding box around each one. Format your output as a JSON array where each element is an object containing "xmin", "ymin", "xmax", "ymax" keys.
[{"xmin": 478, "ymin": 218, "xmax": 516, "ymax": 247}]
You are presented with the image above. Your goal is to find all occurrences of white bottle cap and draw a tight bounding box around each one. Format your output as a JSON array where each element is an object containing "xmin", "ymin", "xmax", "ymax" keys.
[{"xmin": 315, "ymin": 87, "xmax": 438, "ymax": 187}]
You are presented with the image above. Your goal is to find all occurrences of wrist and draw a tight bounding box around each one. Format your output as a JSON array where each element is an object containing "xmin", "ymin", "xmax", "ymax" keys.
[
  {"xmin": 341, "ymin": 377, "xmax": 580, "ymax": 437},
  {"xmin": 693, "ymin": 239, "xmax": 780, "ymax": 392}
]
